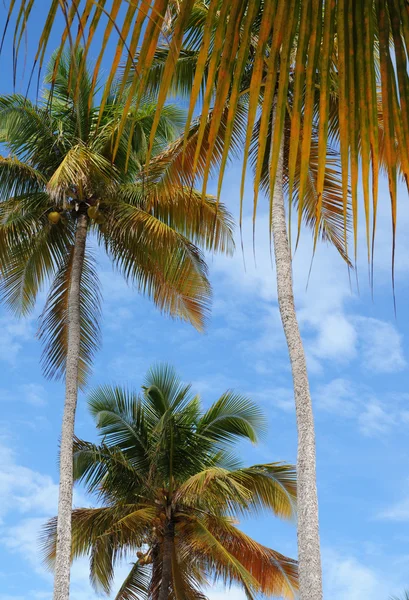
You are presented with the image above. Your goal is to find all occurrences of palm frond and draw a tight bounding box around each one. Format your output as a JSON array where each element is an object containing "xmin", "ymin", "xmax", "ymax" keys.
[
  {"xmin": 47, "ymin": 143, "xmax": 116, "ymax": 199},
  {"xmin": 37, "ymin": 247, "xmax": 101, "ymax": 388},
  {"xmin": 229, "ymin": 463, "xmax": 297, "ymax": 520},
  {"xmin": 73, "ymin": 438, "xmax": 144, "ymax": 495},
  {"xmin": 0, "ymin": 156, "xmax": 46, "ymax": 197},
  {"xmin": 103, "ymin": 205, "xmax": 211, "ymax": 331},
  {"xmin": 87, "ymin": 386, "xmax": 149, "ymax": 458},
  {"xmin": 6, "ymin": 0, "xmax": 409, "ymax": 267},
  {"xmin": 0, "ymin": 216, "xmax": 72, "ymax": 315},
  {"xmin": 116, "ymin": 183, "xmax": 235, "ymax": 255},
  {"xmin": 197, "ymin": 392, "xmax": 266, "ymax": 445},
  {"xmin": 185, "ymin": 518, "xmax": 260, "ymax": 600},
  {"xmin": 41, "ymin": 505, "xmax": 154, "ymax": 575},
  {"xmin": 202, "ymin": 514, "xmax": 298, "ymax": 598},
  {"xmin": 115, "ymin": 560, "xmax": 151, "ymax": 600}
]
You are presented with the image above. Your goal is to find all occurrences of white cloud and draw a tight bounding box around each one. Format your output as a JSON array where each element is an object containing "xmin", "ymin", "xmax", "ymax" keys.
[
  {"xmin": 379, "ymin": 480, "xmax": 409, "ymax": 522},
  {"xmin": 358, "ymin": 401, "xmax": 397, "ymax": 436},
  {"xmin": 207, "ymin": 587, "xmax": 247, "ymax": 600},
  {"xmin": 21, "ymin": 383, "xmax": 47, "ymax": 407},
  {"xmin": 0, "ymin": 442, "xmax": 58, "ymax": 519},
  {"xmin": 314, "ymin": 378, "xmax": 358, "ymax": 417},
  {"xmin": 0, "ymin": 317, "xmax": 33, "ymax": 366},
  {"xmin": 323, "ymin": 549, "xmax": 391, "ymax": 600},
  {"xmin": 269, "ymin": 378, "xmax": 409, "ymax": 437},
  {"xmin": 212, "ymin": 213, "xmax": 406, "ymax": 375},
  {"xmin": 356, "ymin": 317, "xmax": 406, "ymax": 373}
]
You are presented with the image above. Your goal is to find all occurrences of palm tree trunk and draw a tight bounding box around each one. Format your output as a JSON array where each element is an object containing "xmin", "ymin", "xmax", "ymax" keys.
[
  {"xmin": 53, "ymin": 210, "xmax": 88, "ymax": 600},
  {"xmin": 271, "ymin": 135, "xmax": 323, "ymax": 600},
  {"xmin": 158, "ymin": 519, "xmax": 175, "ymax": 600}
]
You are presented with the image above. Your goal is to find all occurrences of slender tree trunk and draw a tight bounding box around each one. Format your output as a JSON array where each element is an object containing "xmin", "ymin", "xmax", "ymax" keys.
[
  {"xmin": 271, "ymin": 135, "xmax": 323, "ymax": 599},
  {"xmin": 53, "ymin": 210, "xmax": 88, "ymax": 600},
  {"xmin": 158, "ymin": 519, "xmax": 175, "ymax": 600}
]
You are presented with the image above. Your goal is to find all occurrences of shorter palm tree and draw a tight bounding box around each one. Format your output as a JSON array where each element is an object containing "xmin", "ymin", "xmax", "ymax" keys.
[{"xmin": 42, "ymin": 364, "xmax": 298, "ymax": 600}]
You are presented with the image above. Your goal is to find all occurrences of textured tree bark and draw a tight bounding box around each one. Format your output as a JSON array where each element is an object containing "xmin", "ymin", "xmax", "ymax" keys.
[
  {"xmin": 53, "ymin": 210, "xmax": 88, "ymax": 600},
  {"xmin": 157, "ymin": 519, "xmax": 175, "ymax": 600},
  {"xmin": 271, "ymin": 135, "xmax": 323, "ymax": 599}
]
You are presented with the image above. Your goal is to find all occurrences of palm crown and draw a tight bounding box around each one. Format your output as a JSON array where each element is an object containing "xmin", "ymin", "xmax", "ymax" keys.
[
  {"xmin": 0, "ymin": 50, "xmax": 235, "ymax": 386},
  {"xmin": 42, "ymin": 364, "xmax": 298, "ymax": 600}
]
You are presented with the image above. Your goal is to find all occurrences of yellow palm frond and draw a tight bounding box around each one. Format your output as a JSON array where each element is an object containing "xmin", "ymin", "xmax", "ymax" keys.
[
  {"xmin": 103, "ymin": 204, "xmax": 212, "ymax": 331},
  {"xmin": 118, "ymin": 183, "xmax": 234, "ymax": 255},
  {"xmin": 201, "ymin": 514, "xmax": 298, "ymax": 598},
  {"xmin": 7, "ymin": 0, "xmax": 409, "ymax": 269},
  {"xmin": 47, "ymin": 144, "xmax": 116, "ymax": 199},
  {"xmin": 41, "ymin": 505, "xmax": 155, "ymax": 593}
]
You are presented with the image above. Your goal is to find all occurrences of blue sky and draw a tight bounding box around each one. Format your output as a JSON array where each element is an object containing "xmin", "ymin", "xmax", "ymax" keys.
[{"xmin": 1, "ymin": 5, "xmax": 409, "ymax": 600}]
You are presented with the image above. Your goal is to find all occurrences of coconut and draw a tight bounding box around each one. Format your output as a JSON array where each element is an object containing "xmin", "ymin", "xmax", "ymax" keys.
[
  {"xmin": 48, "ymin": 211, "xmax": 61, "ymax": 224},
  {"xmin": 87, "ymin": 205, "xmax": 99, "ymax": 220}
]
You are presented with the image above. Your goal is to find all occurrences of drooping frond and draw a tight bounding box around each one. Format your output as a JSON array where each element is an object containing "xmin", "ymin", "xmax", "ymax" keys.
[
  {"xmin": 41, "ymin": 505, "xmax": 155, "ymax": 593},
  {"xmin": 0, "ymin": 95, "xmax": 60, "ymax": 170},
  {"xmin": 73, "ymin": 438, "xmax": 144, "ymax": 497},
  {"xmin": 0, "ymin": 156, "xmax": 46, "ymax": 197},
  {"xmin": 37, "ymin": 247, "xmax": 101, "ymax": 388},
  {"xmin": 116, "ymin": 183, "xmax": 235, "ymax": 256},
  {"xmin": 7, "ymin": 0, "xmax": 409, "ymax": 272},
  {"xmin": 183, "ymin": 517, "xmax": 260, "ymax": 599},
  {"xmin": 103, "ymin": 204, "xmax": 212, "ymax": 331},
  {"xmin": 0, "ymin": 212, "xmax": 73, "ymax": 315},
  {"xmin": 115, "ymin": 560, "xmax": 151, "ymax": 600},
  {"xmin": 202, "ymin": 514, "xmax": 298, "ymax": 598},
  {"xmin": 145, "ymin": 103, "xmax": 247, "ymax": 193},
  {"xmin": 229, "ymin": 463, "xmax": 297, "ymax": 519},
  {"xmin": 250, "ymin": 113, "xmax": 352, "ymax": 264}
]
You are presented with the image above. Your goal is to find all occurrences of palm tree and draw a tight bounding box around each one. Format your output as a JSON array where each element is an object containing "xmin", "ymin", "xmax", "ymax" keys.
[
  {"xmin": 139, "ymin": 8, "xmax": 401, "ymax": 596},
  {"xmin": 137, "ymin": 18, "xmax": 359, "ymax": 599},
  {"xmin": 0, "ymin": 52, "xmax": 234, "ymax": 600},
  {"xmin": 42, "ymin": 364, "xmax": 298, "ymax": 600}
]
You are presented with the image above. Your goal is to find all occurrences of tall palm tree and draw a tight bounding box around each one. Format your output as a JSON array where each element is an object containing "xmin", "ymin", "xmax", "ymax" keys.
[
  {"xmin": 136, "ymin": 18, "xmax": 358, "ymax": 599},
  {"xmin": 138, "ymin": 7, "xmax": 399, "ymax": 596},
  {"xmin": 42, "ymin": 364, "xmax": 298, "ymax": 600},
  {"xmin": 0, "ymin": 52, "xmax": 234, "ymax": 600}
]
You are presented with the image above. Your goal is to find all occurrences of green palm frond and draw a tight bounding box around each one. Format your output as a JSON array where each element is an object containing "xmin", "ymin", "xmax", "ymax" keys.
[
  {"xmin": 115, "ymin": 560, "xmax": 151, "ymax": 600},
  {"xmin": 197, "ymin": 391, "xmax": 266, "ymax": 444},
  {"xmin": 0, "ymin": 217, "xmax": 73, "ymax": 315},
  {"xmin": 0, "ymin": 156, "xmax": 46, "ymax": 197},
  {"xmin": 38, "ymin": 248, "xmax": 101, "ymax": 388},
  {"xmin": 103, "ymin": 205, "xmax": 211, "ymax": 331},
  {"xmin": 73, "ymin": 438, "xmax": 144, "ymax": 495}
]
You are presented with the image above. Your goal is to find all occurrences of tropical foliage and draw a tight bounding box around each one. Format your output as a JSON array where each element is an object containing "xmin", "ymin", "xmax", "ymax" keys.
[
  {"xmin": 42, "ymin": 365, "xmax": 298, "ymax": 600},
  {"xmin": 6, "ymin": 0, "xmax": 409, "ymax": 266},
  {"xmin": 0, "ymin": 49, "xmax": 234, "ymax": 384}
]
